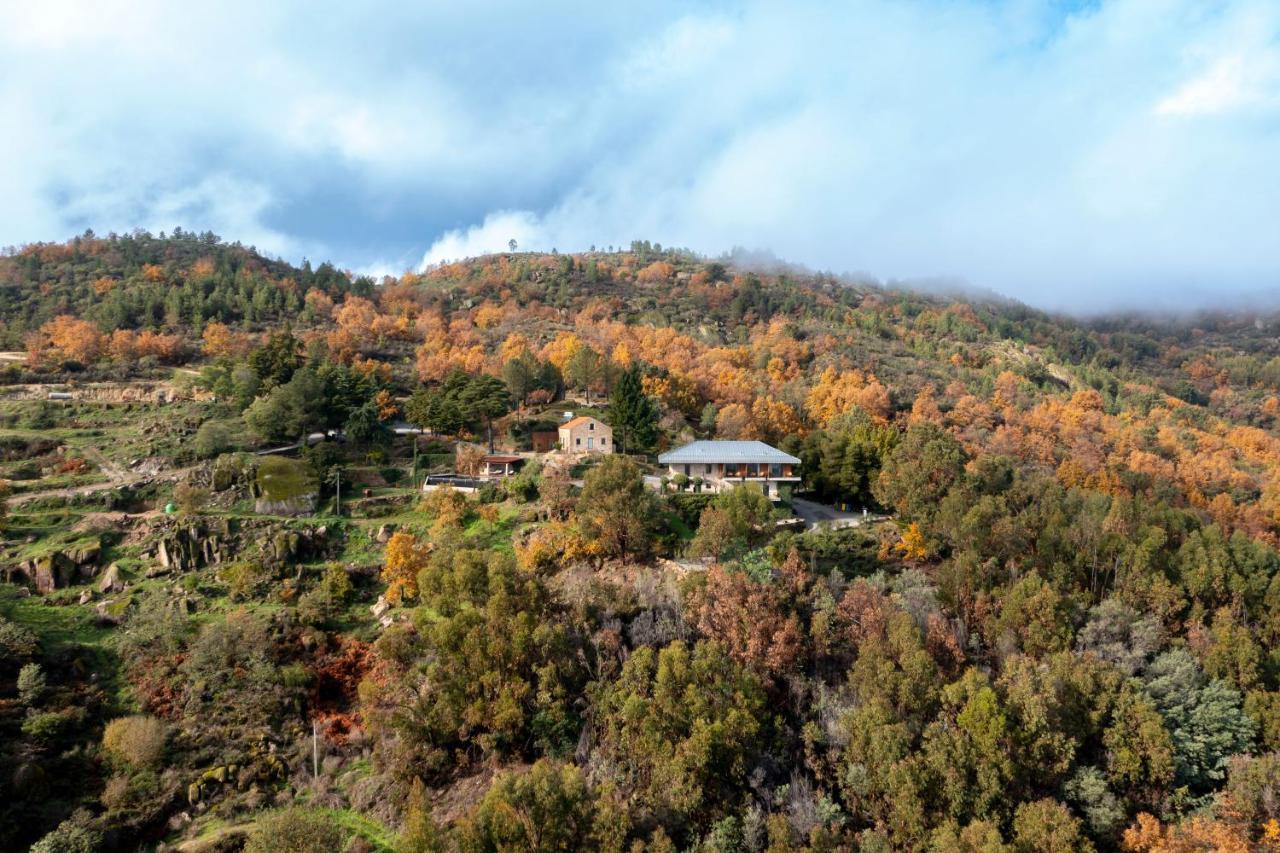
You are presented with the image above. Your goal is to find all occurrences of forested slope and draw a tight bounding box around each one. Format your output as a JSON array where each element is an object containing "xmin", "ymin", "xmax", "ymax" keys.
[{"xmin": 1, "ymin": 233, "xmax": 1279, "ymax": 850}]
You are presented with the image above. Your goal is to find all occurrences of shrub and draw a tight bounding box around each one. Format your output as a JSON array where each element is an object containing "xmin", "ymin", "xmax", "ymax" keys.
[
  {"xmin": 0, "ymin": 617, "xmax": 39, "ymax": 663},
  {"xmin": 8, "ymin": 460, "xmax": 41, "ymax": 480},
  {"xmin": 193, "ymin": 420, "xmax": 234, "ymax": 458},
  {"xmin": 17, "ymin": 662, "xmax": 45, "ymax": 705},
  {"xmin": 243, "ymin": 808, "xmax": 345, "ymax": 853},
  {"xmin": 222, "ymin": 561, "xmax": 276, "ymax": 601},
  {"xmin": 23, "ymin": 707, "xmax": 86, "ymax": 743},
  {"xmin": 101, "ymin": 715, "xmax": 168, "ymax": 768},
  {"xmin": 19, "ymin": 402, "xmax": 57, "ymax": 430},
  {"xmin": 173, "ymin": 481, "xmax": 211, "ymax": 515},
  {"xmin": 101, "ymin": 770, "xmax": 159, "ymax": 813},
  {"xmin": 30, "ymin": 816, "xmax": 102, "ymax": 853},
  {"xmin": 667, "ymin": 492, "xmax": 715, "ymax": 527},
  {"xmin": 321, "ymin": 563, "xmax": 353, "ymax": 604}
]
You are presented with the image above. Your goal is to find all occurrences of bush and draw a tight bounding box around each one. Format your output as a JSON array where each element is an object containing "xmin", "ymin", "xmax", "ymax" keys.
[
  {"xmin": 101, "ymin": 715, "xmax": 168, "ymax": 768},
  {"xmin": 0, "ymin": 617, "xmax": 39, "ymax": 664},
  {"xmin": 243, "ymin": 808, "xmax": 345, "ymax": 853},
  {"xmin": 505, "ymin": 462, "xmax": 542, "ymax": 502},
  {"xmin": 322, "ymin": 562, "xmax": 354, "ymax": 604},
  {"xmin": 101, "ymin": 770, "xmax": 159, "ymax": 813},
  {"xmin": 30, "ymin": 816, "xmax": 102, "ymax": 853},
  {"xmin": 173, "ymin": 481, "xmax": 211, "ymax": 515},
  {"xmin": 22, "ymin": 707, "xmax": 86, "ymax": 743},
  {"xmin": 667, "ymin": 492, "xmax": 715, "ymax": 527},
  {"xmin": 19, "ymin": 402, "xmax": 57, "ymax": 430},
  {"xmin": 17, "ymin": 662, "xmax": 45, "ymax": 705},
  {"xmin": 193, "ymin": 419, "xmax": 235, "ymax": 458},
  {"xmin": 7, "ymin": 460, "xmax": 41, "ymax": 480},
  {"xmin": 222, "ymin": 561, "xmax": 276, "ymax": 601}
]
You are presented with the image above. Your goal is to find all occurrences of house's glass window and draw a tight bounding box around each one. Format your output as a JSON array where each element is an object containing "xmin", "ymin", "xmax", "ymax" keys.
[
  {"xmin": 576, "ymin": 437, "xmax": 581, "ymax": 446},
  {"xmin": 602, "ymin": 437, "xmax": 607, "ymax": 445},
  {"xmin": 589, "ymin": 422, "xmax": 594, "ymax": 430},
  {"xmin": 770, "ymin": 463, "xmax": 782, "ymax": 477},
  {"xmin": 684, "ymin": 464, "xmax": 690, "ymax": 476}
]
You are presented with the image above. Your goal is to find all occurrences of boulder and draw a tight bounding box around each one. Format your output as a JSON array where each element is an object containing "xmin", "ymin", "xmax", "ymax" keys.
[
  {"xmin": 254, "ymin": 494, "xmax": 319, "ymax": 516},
  {"xmin": 78, "ymin": 590, "xmax": 93, "ymax": 605},
  {"xmin": 32, "ymin": 553, "xmax": 76, "ymax": 593},
  {"xmin": 99, "ymin": 563, "xmax": 124, "ymax": 594},
  {"xmin": 255, "ymin": 457, "xmax": 319, "ymax": 516},
  {"xmin": 67, "ymin": 540, "xmax": 102, "ymax": 569},
  {"xmin": 95, "ymin": 599, "xmax": 123, "ymax": 626},
  {"xmin": 370, "ymin": 596, "xmax": 390, "ymax": 618},
  {"xmin": 374, "ymin": 523, "xmax": 398, "ymax": 543}
]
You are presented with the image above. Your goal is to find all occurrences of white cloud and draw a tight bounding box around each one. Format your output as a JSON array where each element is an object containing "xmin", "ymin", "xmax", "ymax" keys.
[
  {"xmin": 2, "ymin": 0, "xmax": 1280, "ymax": 310},
  {"xmin": 421, "ymin": 211, "xmax": 550, "ymax": 267},
  {"xmin": 1156, "ymin": 56, "xmax": 1262, "ymax": 116}
]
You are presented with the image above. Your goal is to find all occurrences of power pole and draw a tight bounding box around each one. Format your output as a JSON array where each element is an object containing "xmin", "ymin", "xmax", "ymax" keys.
[
  {"xmin": 412, "ymin": 436, "xmax": 419, "ymax": 489},
  {"xmin": 312, "ymin": 719, "xmax": 319, "ymax": 778},
  {"xmin": 334, "ymin": 468, "xmax": 341, "ymax": 517}
]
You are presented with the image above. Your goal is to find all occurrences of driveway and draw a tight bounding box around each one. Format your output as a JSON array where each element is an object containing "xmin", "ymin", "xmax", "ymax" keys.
[{"xmin": 790, "ymin": 497, "xmax": 883, "ymax": 531}]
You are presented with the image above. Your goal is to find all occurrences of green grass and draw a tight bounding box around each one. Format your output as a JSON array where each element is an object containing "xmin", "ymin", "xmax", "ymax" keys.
[
  {"xmin": 184, "ymin": 805, "xmax": 396, "ymax": 851},
  {"xmin": 0, "ymin": 587, "xmax": 115, "ymax": 650},
  {"xmin": 321, "ymin": 807, "xmax": 398, "ymax": 851},
  {"xmin": 463, "ymin": 505, "xmax": 521, "ymax": 552}
]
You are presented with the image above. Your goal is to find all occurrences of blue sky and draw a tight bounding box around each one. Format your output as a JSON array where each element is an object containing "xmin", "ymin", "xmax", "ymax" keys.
[{"xmin": 1, "ymin": 0, "xmax": 1278, "ymax": 311}]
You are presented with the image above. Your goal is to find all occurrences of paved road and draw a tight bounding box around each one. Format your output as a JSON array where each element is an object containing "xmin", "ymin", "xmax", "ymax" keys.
[{"xmin": 790, "ymin": 497, "xmax": 885, "ymax": 531}]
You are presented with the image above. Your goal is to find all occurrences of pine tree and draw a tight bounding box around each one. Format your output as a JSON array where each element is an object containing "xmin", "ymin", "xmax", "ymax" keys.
[{"xmin": 607, "ymin": 365, "xmax": 657, "ymax": 454}]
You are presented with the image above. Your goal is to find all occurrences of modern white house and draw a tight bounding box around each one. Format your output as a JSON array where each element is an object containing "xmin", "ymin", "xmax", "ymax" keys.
[{"xmin": 658, "ymin": 440, "xmax": 801, "ymax": 499}]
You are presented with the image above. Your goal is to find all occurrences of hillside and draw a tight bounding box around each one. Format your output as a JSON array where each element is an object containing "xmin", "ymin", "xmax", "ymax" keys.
[{"xmin": 1, "ymin": 234, "xmax": 1279, "ymax": 851}]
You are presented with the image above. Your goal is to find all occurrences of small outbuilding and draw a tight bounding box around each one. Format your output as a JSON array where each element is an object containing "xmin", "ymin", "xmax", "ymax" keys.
[
  {"xmin": 558, "ymin": 416, "xmax": 612, "ymax": 454},
  {"xmin": 531, "ymin": 429, "xmax": 560, "ymax": 452},
  {"xmin": 482, "ymin": 454, "xmax": 525, "ymax": 479}
]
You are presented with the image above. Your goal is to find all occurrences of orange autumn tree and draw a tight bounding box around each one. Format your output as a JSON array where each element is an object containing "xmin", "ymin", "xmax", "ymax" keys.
[
  {"xmin": 28, "ymin": 315, "xmax": 106, "ymax": 366},
  {"xmin": 694, "ymin": 563, "xmax": 804, "ymax": 685},
  {"xmin": 382, "ymin": 532, "xmax": 430, "ymax": 604},
  {"xmin": 806, "ymin": 365, "xmax": 891, "ymax": 425},
  {"xmin": 202, "ymin": 322, "xmax": 252, "ymax": 358}
]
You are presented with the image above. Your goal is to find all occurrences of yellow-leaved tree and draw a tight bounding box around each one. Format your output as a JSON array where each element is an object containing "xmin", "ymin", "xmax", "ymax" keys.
[{"xmin": 382, "ymin": 532, "xmax": 430, "ymax": 604}]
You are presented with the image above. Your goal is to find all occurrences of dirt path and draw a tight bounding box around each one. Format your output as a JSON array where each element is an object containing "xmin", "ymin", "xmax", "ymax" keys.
[
  {"xmin": 8, "ymin": 461, "xmax": 197, "ymax": 505},
  {"xmin": 81, "ymin": 446, "xmax": 129, "ymax": 481}
]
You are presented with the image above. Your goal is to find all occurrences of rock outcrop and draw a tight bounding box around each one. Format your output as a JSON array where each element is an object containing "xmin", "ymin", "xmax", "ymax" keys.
[
  {"xmin": 253, "ymin": 493, "xmax": 319, "ymax": 516},
  {"xmin": 146, "ymin": 517, "xmax": 332, "ymax": 575},
  {"xmin": 10, "ymin": 536, "xmax": 104, "ymax": 593}
]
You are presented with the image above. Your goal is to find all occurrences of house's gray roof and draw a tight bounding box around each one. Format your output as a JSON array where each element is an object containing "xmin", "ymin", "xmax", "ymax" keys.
[{"xmin": 658, "ymin": 440, "xmax": 800, "ymax": 465}]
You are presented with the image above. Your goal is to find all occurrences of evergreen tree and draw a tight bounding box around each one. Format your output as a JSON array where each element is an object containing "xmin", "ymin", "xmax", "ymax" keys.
[{"xmin": 607, "ymin": 365, "xmax": 657, "ymax": 453}]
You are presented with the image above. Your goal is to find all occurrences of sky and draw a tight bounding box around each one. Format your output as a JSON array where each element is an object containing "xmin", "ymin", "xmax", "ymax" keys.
[{"xmin": 1, "ymin": 0, "xmax": 1278, "ymax": 312}]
